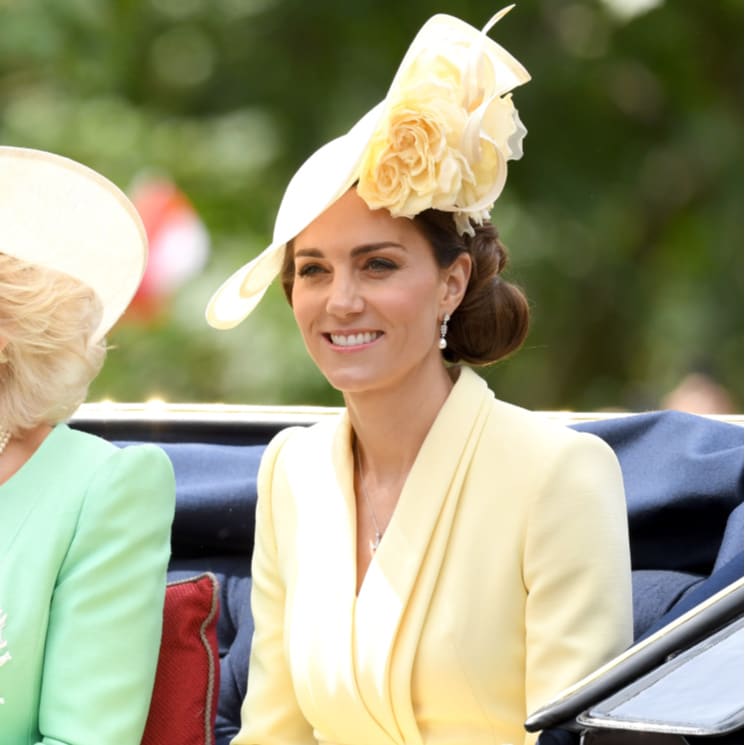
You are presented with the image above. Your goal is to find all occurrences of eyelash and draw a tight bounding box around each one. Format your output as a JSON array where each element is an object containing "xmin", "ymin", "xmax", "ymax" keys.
[
  {"xmin": 365, "ymin": 258, "xmax": 397, "ymax": 272},
  {"xmin": 296, "ymin": 263, "xmax": 324, "ymax": 278},
  {"xmin": 295, "ymin": 257, "xmax": 398, "ymax": 278}
]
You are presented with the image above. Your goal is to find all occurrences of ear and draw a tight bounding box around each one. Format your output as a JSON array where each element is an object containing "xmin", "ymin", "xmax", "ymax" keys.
[{"xmin": 440, "ymin": 252, "xmax": 472, "ymax": 315}]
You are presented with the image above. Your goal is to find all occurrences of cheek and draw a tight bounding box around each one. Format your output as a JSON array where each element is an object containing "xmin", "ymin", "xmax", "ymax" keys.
[
  {"xmin": 291, "ymin": 286, "xmax": 316, "ymax": 335},
  {"xmin": 391, "ymin": 276, "xmax": 443, "ymax": 322},
  {"xmin": 391, "ymin": 296, "xmax": 429, "ymax": 326}
]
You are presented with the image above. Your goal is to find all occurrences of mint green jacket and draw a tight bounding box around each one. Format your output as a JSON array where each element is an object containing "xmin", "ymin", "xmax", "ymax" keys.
[{"xmin": 0, "ymin": 424, "xmax": 175, "ymax": 744}]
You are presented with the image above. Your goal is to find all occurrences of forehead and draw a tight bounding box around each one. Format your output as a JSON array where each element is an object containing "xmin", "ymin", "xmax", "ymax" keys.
[{"xmin": 294, "ymin": 189, "xmax": 425, "ymax": 252}]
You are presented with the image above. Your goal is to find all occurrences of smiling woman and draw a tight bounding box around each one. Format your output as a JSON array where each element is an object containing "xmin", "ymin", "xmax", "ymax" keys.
[
  {"xmin": 284, "ymin": 189, "xmax": 471, "ymax": 399},
  {"xmin": 204, "ymin": 9, "xmax": 633, "ymax": 745}
]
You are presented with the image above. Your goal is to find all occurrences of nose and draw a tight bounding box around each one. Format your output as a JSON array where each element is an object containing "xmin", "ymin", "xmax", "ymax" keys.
[{"xmin": 325, "ymin": 272, "xmax": 364, "ymax": 317}]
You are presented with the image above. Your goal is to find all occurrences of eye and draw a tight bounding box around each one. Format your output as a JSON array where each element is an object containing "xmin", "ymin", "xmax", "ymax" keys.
[
  {"xmin": 364, "ymin": 257, "xmax": 398, "ymax": 273},
  {"xmin": 296, "ymin": 262, "xmax": 326, "ymax": 278}
]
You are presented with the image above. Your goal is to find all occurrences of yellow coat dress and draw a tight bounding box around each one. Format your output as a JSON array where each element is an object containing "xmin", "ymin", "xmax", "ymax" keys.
[{"xmin": 234, "ymin": 367, "xmax": 633, "ymax": 745}]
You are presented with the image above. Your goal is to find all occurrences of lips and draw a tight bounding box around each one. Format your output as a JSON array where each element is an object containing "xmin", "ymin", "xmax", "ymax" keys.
[{"xmin": 328, "ymin": 331, "xmax": 382, "ymax": 347}]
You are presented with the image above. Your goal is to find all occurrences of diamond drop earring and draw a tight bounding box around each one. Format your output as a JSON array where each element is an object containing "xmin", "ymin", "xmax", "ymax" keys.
[{"xmin": 438, "ymin": 312, "xmax": 450, "ymax": 350}]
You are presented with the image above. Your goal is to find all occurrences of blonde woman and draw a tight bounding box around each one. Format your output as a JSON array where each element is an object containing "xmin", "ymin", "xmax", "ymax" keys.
[
  {"xmin": 0, "ymin": 147, "xmax": 175, "ymax": 744},
  {"xmin": 206, "ymin": 9, "xmax": 633, "ymax": 745}
]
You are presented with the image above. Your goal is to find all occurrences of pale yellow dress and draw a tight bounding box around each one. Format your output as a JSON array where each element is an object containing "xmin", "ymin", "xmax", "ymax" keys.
[{"xmin": 233, "ymin": 367, "xmax": 633, "ymax": 745}]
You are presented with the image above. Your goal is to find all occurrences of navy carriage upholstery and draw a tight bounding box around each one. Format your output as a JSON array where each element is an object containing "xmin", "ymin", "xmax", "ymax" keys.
[{"xmin": 72, "ymin": 407, "xmax": 744, "ymax": 744}]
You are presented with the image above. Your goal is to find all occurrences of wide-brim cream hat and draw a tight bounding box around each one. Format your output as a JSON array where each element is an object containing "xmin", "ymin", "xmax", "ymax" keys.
[
  {"xmin": 0, "ymin": 146, "xmax": 147, "ymax": 341},
  {"xmin": 206, "ymin": 6, "xmax": 530, "ymax": 330}
]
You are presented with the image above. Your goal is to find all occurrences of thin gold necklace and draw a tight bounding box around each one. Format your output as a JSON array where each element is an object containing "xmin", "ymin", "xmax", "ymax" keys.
[{"xmin": 354, "ymin": 442, "xmax": 383, "ymax": 555}]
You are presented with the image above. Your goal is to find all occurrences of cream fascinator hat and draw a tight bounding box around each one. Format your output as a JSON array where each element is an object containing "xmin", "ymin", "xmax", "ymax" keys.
[
  {"xmin": 0, "ymin": 146, "xmax": 147, "ymax": 341},
  {"xmin": 206, "ymin": 6, "xmax": 530, "ymax": 330}
]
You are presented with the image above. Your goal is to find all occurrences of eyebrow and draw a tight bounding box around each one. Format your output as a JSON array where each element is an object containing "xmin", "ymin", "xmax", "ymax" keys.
[{"xmin": 294, "ymin": 242, "xmax": 406, "ymax": 259}]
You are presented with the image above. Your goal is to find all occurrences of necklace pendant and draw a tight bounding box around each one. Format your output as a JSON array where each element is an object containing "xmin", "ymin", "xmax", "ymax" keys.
[{"xmin": 369, "ymin": 531, "xmax": 382, "ymax": 554}]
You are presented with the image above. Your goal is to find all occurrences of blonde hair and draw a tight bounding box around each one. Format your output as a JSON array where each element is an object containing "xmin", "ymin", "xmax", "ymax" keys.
[{"xmin": 0, "ymin": 253, "xmax": 107, "ymax": 434}]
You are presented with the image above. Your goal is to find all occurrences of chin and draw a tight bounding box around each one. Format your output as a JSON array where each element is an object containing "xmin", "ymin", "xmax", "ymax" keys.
[{"xmin": 320, "ymin": 366, "xmax": 387, "ymax": 395}]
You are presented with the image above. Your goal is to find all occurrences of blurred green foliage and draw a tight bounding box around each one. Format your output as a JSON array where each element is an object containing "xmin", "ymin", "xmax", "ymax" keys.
[{"xmin": 1, "ymin": 0, "xmax": 741, "ymax": 410}]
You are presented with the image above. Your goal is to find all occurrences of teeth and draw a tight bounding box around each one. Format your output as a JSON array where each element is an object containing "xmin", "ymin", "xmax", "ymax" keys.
[{"xmin": 330, "ymin": 332, "xmax": 380, "ymax": 347}]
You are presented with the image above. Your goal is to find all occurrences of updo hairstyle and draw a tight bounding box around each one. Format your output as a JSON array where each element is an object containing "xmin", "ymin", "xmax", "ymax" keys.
[
  {"xmin": 0, "ymin": 253, "xmax": 107, "ymax": 434},
  {"xmin": 412, "ymin": 210, "xmax": 530, "ymax": 365}
]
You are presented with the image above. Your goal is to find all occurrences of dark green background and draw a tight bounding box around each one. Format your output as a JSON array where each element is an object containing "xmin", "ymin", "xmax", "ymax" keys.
[{"xmin": 2, "ymin": 0, "xmax": 741, "ymax": 411}]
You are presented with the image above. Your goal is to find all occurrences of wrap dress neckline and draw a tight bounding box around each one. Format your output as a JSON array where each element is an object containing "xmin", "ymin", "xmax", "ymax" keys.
[{"xmin": 280, "ymin": 367, "xmax": 495, "ymax": 745}]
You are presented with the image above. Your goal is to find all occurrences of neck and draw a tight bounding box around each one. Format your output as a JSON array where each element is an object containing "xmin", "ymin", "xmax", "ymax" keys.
[{"xmin": 345, "ymin": 363, "xmax": 456, "ymax": 481}]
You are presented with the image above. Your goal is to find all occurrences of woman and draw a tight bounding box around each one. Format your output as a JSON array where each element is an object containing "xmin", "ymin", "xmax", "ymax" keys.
[
  {"xmin": 0, "ymin": 146, "xmax": 175, "ymax": 743},
  {"xmin": 207, "ymin": 9, "xmax": 633, "ymax": 745}
]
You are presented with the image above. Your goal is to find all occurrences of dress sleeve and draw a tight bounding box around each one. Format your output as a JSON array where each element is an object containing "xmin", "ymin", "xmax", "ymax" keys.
[
  {"xmin": 231, "ymin": 429, "xmax": 316, "ymax": 745},
  {"xmin": 36, "ymin": 443, "xmax": 175, "ymax": 745},
  {"xmin": 522, "ymin": 431, "xmax": 633, "ymax": 743}
]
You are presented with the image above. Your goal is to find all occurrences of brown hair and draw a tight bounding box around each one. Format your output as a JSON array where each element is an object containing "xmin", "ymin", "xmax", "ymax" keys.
[
  {"xmin": 279, "ymin": 209, "xmax": 530, "ymax": 366},
  {"xmin": 412, "ymin": 210, "xmax": 530, "ymax": 365}
]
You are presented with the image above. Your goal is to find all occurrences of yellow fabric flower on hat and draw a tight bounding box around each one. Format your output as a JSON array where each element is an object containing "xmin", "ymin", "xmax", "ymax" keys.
[
  {"xmin": 357, "ymin": 9, "xmax": 528, "ymax": 236},
  {"xmin": 358, "ymin": 83, "xmax": 467, "ymax": 218}
]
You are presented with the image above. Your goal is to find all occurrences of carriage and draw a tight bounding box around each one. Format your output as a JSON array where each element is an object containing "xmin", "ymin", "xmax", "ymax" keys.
[{"xmin": 70, "ymin": 402, "xmax": 744, "ymax": 745}]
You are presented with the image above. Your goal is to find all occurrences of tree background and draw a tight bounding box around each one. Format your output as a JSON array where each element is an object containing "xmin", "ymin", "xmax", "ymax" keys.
[{"xmin": 1, "ymin": 0, "xmax": 741, "ymax": 411}]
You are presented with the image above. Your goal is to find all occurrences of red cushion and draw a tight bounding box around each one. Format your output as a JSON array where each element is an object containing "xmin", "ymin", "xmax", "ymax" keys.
[{"xmin": 141, "ymin": 573, "xmax": 220, "ymax": 745}]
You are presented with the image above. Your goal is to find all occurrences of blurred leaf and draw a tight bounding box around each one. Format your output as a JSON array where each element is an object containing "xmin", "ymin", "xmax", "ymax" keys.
[{"xmin": 2, "ymin": 0, "xmax": 741, "ymax": 411}]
